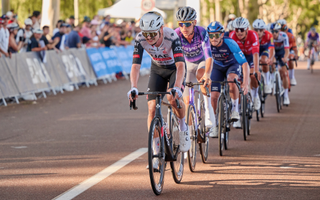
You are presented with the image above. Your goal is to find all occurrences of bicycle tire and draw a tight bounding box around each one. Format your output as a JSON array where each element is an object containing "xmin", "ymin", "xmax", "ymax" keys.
[
  {"xmin": 311, "ymin": 54, "xmax": 314, "ymax": 74},
  {"xmin": 260, "ymin": 76, "xmax": 265, "ymax": 118},
  {"xmin": 275, "ymin": 73, "xmax": 281, "ymax": 113},
  {"xmin": 199, "ymin": 100, "xmax": 209, "ymax": 163},
  {"xmin": 218, "ymin": 95, "xmax": 226, "ymax": 156},
  {"xmin": 169, "ymin": 114, "xmax": 184, "ymax": 183},
  {"xmin": 148, "ymin": 117, "xmax": 165, "ymax": 195},
  {"xmin": 241, "ymin": 94, "xmax": 247, "ymax": 141},
  {"xmin": 224, "ymin": 131, "xmax": 229, "ymax": 150},
  {"xmin": 246, "ymin": 93, "xmax": 252, "ymax": 136},
  {"xmin": 186, "ymin": 105, "xmax": 197, "ymax": 172}
]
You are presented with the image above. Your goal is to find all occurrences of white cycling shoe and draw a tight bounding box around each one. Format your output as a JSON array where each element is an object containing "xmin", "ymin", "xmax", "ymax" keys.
[
  {"xmin": 146, "ymin": 158, "xmax": 159, "ymax": 170},
  {"xmin": 233, "ymin": 120, "xmax": 242, "ymax": 129},
  {"xmin": 284, "ymin": 96, "xmax": 290, "ymax": 106},
  {"xmin": 209, "ymin": 126, "xmax": 218, "ymax": 138},
  {"xmin": 290, "ymin": 77, "xmax": 297, "ymax": 86},
  {"xmin": 254, "ymin": 96, "xmax": 261, "ymax": 110},
  {"xmin": 179, "ymin": 126, "xmax": 191, "ymax": 152}
]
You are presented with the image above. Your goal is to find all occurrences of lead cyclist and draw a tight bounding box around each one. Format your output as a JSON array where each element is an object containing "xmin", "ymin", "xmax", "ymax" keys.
[
  {"xmin": 175, "ymin": 6, "xmax": 216, "ymax": 136},
  {"xmin": 127, "ymin": 12, "xmax": 191, "ymax": 160}
]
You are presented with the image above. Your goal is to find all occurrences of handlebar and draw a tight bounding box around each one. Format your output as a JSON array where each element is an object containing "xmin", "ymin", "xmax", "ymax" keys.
[
  {"xmin": 211, "ymin": 79, "xmax": 243, "ymax": 94},
  {"xmin": 185, "ymin": 80, "xmax": 210, "ymax": 97},
  {"xmin": 129, "ymin": 91, "xmax": 181, "ymax": 110}
]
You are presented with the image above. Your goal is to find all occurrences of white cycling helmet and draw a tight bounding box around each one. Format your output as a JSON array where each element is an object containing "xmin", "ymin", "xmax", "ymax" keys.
[
  {"xmin": 273, "ymin": 22, "xmax": 282, "ymax": 30},
  {"xmin": 140, "ymin": 11, "xmax": 164, "ymax": 32},
  {"xmin": 227, "ymin": 20, "xmax": 234, "ymax": 31},
  {"xmin": 252, "ymin": 19, "xmax": 266, "ymax": 29},
  {"xmin": 233, "ymin": 17, "xmax": 250, "ymax": 29},
  {"xmin": 24, "ymin": 18, "xmax": 32, "ymax": 25},
  {"xmin": 277, "ymin": 19, "xmax": 287, "ymax": 25},
  {"xmin": 176, "ymin": 6, "xmax": 197, "ymax": 21},
  {"xmin": 228, "ymin": 14, "xmax": 236, "ymax": 20}
]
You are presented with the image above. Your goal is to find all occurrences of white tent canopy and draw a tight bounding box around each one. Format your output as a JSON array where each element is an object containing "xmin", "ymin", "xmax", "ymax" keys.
[{"xmin": 98, "ymin": 0, "xmax": 167, "ymax": 20}]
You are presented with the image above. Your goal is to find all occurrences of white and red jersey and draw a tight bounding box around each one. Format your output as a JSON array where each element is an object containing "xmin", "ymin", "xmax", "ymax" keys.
[
  {"xmin": 229, "ymin": 30, "xmax": 260, "ymax": 56},
  {"xmin": 273, "ymin": 31, "xmax": 289, "ymax": 51}
]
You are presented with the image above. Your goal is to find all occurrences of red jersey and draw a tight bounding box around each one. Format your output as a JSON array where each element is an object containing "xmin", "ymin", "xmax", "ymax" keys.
[
  {"xmin": 259, "ymin": 30, "xmax": 274, "ymax": 52},
  {"xmin": 285, "ymin": 31, "xmax": 297, "ymax": 51},
  {"xmin": 229, "ymin": 30, "xmax": 260, "ymax": 55}
]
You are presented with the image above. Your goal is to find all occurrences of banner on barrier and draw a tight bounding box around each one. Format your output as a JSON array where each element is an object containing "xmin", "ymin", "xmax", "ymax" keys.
[
  {"xmin": 99, "ymin": 47, "xmax": 122, "ymax": 74},
  {"xmin": 6, "ymin": 52, "xmax": 51, "ymax": 94},
  {"xmin": 86, "ymin": 48, "xmax": 110, "ymax": 78},
  {"xmin": 70, "ymin": 48, "xmax": 97, "ymax": 82},
  {"xmin": 0, "ymin": 58, "xmax": 20, "ymax": 98},
  {"xmin": 112, "ymin": 46, "xmax": 133, "ymax": 74}
]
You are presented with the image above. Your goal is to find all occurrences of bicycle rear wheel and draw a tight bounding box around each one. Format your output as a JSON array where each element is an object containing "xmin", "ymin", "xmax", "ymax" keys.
[
  {"xmin": 218, "ymin": 95, "xmax": 226, "ymax": 156},
  {"xmin": 148, "ymin": 117, "xmax": 165, "ymax": 195},
  {"xmin": 241, "ymin": 94, "xmax": 247, "ymax": 141},
  {"xmin": 186, "ymin": 105, "xmax": 197, "ymax": 172},
  {"xmin": 275, "ymin": 73, "xmax": 281, "ymax": 113},
  {"xmin": 199, "ymin": 100, "xmax": 209, "ymax": 163},
  {"xmin": 169, "ymin": 114, "xmax": 184, "ymax": 183},
  {"xmin": 311, "ymin": 54, "xmax": 314, "ymax": 74}
]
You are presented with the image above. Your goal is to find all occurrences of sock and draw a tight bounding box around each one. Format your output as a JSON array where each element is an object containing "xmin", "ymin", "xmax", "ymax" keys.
[
  {"xmin": 265, "ymin": 71, "xmax": 270, "ymax": 84},
  {"xmin": 179, "ymin": 117, "xmax": 187, "ymax": 132},
  {"xmin": 292, "ymin": 69, "xmax": 295, "ymax": 79},
  {"xmin": 289, "ymin": 69, "xmax": 293, "ymax": 79},
  {"xmin": 232, "ymin": 98, "xmax": 239, "ymax": 112},
  {"xmin": 284, "ymin": 88, "xmax": 289, "ymax": 98},
  {"xmin": 251, "ymin": 88, "xmax": 256, "ymax": 100},
  {"xmin": 204, "ymin": 95, "xmax": 216, "ymax": 127},
  {"xmin": 153, "ymin": 137, "xmax": 160, "ymax": 154},
  {"xmin": 255, "ymin": 87, "xmax": 259, "ymax": 97}
]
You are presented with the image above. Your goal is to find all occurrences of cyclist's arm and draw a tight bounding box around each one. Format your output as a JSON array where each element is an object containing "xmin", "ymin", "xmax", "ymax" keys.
[
  {"xmin": 202, "ymin": 30, "xmax": 213, "ymax": 76},
  {"xmin": 174, "ymin": 61, "xmax": 185, "ymax": 88},
  {"xmin": 268, "ymin": 35, "xmax": 275, "ymax": 61},
  {"xmin": 242, "ymin": 62, "xmax": 250, "ymax": 92},
  {"xmin": 251, "ymin": 31, "xmax": 260, "ymax": 73},
  {"xmin": 130, "ymin": 39, "xmax": 144, "ymax": 88},
  {"xmin": 283, "ymin": 33, "xmax": 290, "ymax": 61}
]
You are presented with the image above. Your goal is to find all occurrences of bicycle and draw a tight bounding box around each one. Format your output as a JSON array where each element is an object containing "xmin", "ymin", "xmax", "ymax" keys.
[
  {"xmin": 130, "ymin": 90, "xmax": 184, "ymax": 195},
  {"xmin": 254, "ymin": 69, "xmax": 265, "ymax": 121},
  {"xmin": 213, "ymin": 78, "xmax": 242, "ymax": 155},
  {"xmin": 185, "ymin": 81, "xmax": 210, "ymax": 171},
  {"xmin": 272, "ymin": 61, "xmax": 285, "ymax": 112},
  {"xmin": 310, "ymin": 46, "xmax": 316, "ymax": 73}
]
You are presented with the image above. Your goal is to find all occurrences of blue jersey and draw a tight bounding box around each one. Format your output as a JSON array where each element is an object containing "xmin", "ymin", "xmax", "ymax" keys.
[
  {"xmin": 210, "ymin": 37, "xmax": 247, "ymax": 67},
  {"xmin": 224, "ymin": 32, "xmax": 230, "ymax": 37},
  {"xmin": 288, "ymin": 28, "xmax": 293, "ymax": 34}
]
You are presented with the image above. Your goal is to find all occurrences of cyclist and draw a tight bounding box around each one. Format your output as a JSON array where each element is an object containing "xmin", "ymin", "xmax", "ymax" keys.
[
  {"xmin": 252, "ymin": 19, "xmax": 274, "ymax": 94},
  {"xmin": 127, "ymin": 12, "xmax": 190, "ymax": 155},
  {"xmin": 271, "ymin": 22, "xmax": 290, "ymax": 105},
  {"xmin": 230, "ymin": 17, "xmax": 261, "ymax": 111},
  {"xmin": 277, "ymin": 19, "xmax": 298, "ymax": 86},
  {"xmin": 207, "ymin": 21, "xmax": 250, "ymax": 132},
  {"xmin": 225, "ymin": 20, "xmax": 234, "ymax": 37},
  {"xmin": 305, "ymin": 27, "xmax": 319, "ymax": 70},
  {"xmin": 277, "ymin": 19, "xmax": 293, "ymax": 34},
  {"xmin": 175, "ymin": 6, "xmax": 216, "ymax": 136}
]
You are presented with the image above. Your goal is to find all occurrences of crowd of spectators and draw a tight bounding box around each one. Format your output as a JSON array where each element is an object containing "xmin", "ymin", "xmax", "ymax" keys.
[{"xmin": 0, "ymin": 10, "xmax": 141, "ymax": 58}]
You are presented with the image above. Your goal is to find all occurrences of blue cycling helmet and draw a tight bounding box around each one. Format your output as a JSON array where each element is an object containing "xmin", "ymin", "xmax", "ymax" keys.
[
  {"xmin": 207, "ymin": 21, "xmax": 225, "ymax": 33},
  {"xmin": 269, "ymin": 22, "xmax": 275, "ymax": 30}
]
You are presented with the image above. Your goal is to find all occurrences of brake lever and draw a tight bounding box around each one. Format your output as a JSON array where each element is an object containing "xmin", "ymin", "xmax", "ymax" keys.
[{"xmin": 130, "ymin": 90, "xmax": 138, "ymax": 110}]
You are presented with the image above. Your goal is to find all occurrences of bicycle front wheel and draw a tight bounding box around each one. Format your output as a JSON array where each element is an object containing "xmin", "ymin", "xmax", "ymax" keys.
[
  {"xmin": 241, "ymin": 94, "xmax": 247, "ymax": 141},
  {"xmin": 218, "ymin": 95, "xmax": 226, "ymax": 156},
  {"xmin": 186, "ymin": 105, "xmax": 197, "ymax": 172},
  {"xmin": 148, "ymin": 117, "xmax": 165, "ymax": 195},
  {"xmin": 199, "ymin": 100, "xmax": 209, "ymax": 163},
  {"xmin": 169, "ymin": 114, "xmax": 184, "ymax": 183},
  {"xmin": 260, "ymin": 76, "xmax": 265, "ymax": 118},
  {"xmin": 275, "ymin": 73, "xmax": 281, "ymax": 113}
]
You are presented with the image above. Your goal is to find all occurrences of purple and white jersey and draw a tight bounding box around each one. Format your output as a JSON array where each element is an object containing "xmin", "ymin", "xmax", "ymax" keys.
[
  {"xmin": 307, "ymin": 31, "xmax": 319, "ymax": 42},
  {"xmin": 175, "ymin": 26, "xmax": 212, "ymax": 64}
]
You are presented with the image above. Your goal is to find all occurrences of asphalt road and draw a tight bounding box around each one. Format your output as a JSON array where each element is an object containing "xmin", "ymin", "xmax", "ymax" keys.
[{"xmin": 0, "ymin": 61, "xmax": 319, "ymax": 200}]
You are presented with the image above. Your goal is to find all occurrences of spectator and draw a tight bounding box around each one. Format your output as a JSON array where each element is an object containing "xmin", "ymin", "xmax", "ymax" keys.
[
  {"xmin": 8, "ymin": 23, "xmax": 24, "ymax": 53},
  {"xmin": 66, "ymin": 25, "xmax": 81, "ymax": 49},
  {"xmin": 31, "ymin": 11, "xmax": 41, "ymax": 29},
  {"xmin": 99, "ymin": 15, "xmax": 110, "ymax": 32},
  {"xmin": 6, "ymin": 11, "xmax": 13, "ymax": 24},
  {"xmin": 101, "ymin": 22, "xmax": 114, "ymax": 47},
  {"xmin": 52, "ymin": 23, "xmax": 67, "ymax": 51},
  {"xmin": 53, "ymin": 19, "xmax": 64, "ymax": 36},
  {"xmin": 41, "ymin": 26, "xmax": 53, "ymax": 49},
  {"xmin": 27, "ymin": 29, "xmax": 47, "ymax": 52},
  {"xmin": 60, "ymin": 24, "xmax": 72, "ymax": 50},
  {"xmin": 68, "ymin": 15, "xmax": 75, "ymax": 28},
  {"xmin": 80, "ymin": 16, "xmax": 91, "ymax": 39},
  {"xmin": 0, "ymin": 15, "xmax": 10, "ymax": 57},
  {"xmin": 16, "ymin": 18, "xmax": 33, "ymax": 52},
  {"xmin": 125, "ymin": 31, "xmax": 134, "ymax": 45}
]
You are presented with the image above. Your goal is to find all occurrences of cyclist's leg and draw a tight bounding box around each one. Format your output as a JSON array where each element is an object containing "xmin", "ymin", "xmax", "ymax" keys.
[
  {"xmin": 210, "ymin": 66, "xmax": 225, "ymax": 114},
  {"xmin": 288, "ymin": 50, "xmax": 297, "ymax": 85},
  {"xmin": 226, "ymin": 64, "xmax": 241, "ymax": 121},
  {"xmin": 182, "ymin": 61, "xmax": 198, "ymax": 110},
  {"xmin": 260, "ymin": 52, "xmax": 272, "ymax": 93},
  {"xmin": 278, "ymin": 55, "xmax": 290, "ymax": 105},
  {"xmin": 246, "ymin": 55, "xmax": 260, "ymax": 110},
  {"xmin": 195, "ymin": 61, "xmax": 215, "ymax": 128}
]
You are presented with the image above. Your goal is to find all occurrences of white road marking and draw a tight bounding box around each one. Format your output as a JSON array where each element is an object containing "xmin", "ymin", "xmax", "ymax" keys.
[
  {"xmin": 52, "ymin": 148, "xmax": 148, "ymax": 200},
  {"xmin": 280, "ymin": 166, "xmax": 294, "ymax": 169},
  {"xmin": 313, "ymin": 154, "xmax": 320, "ymax": 157},
  {"xmin": 11, "ymin": 146, "xmax": 27, "ymax": 149}
]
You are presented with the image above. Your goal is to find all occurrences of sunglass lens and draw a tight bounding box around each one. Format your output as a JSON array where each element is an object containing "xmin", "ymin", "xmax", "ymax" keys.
[
  {"xmin": 236, "ymin": 28, "xmax": 245, "ymax": 32},
  {"xmin": 142, "ymin": 32, "xmax": 157, "ymax": 38},
  {"xmin": 179, "ymin": 22, "xmax": 192, "ymax": 27},
  {"xmin": 209, "ymin": 33, "xmax": 220, "ymax": 39}
]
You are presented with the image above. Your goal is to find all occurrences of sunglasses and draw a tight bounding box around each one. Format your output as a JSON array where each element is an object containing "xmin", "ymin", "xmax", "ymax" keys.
[
  {"xmin": 208, "ymin": 33, "xmax": 222, "ymax": 39},
  {"xmin": 178, "ymin": 21, "xmax": 193, "ymax": 28},
  {"xmin": 254, "ymin": 29, "xmax": 264, "ymax": 32},
  {"xmin": 235, "ymin": 28, "xmax": 246, "ymax": 32},
  {"xmin": 272, "ymin": 30, "xmax": 279, "ymax": 33},
  {"xmin": 142, "ymin": 31, "xmax": 158, "ymax": 39}
]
